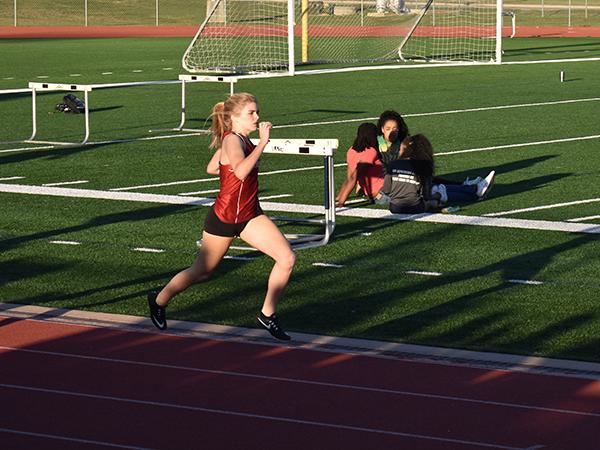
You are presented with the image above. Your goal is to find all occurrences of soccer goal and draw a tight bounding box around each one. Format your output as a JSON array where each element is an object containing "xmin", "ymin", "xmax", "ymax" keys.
[{"xmin": 182, "ymin": 0, "xmax": 503, "ymax": 75}]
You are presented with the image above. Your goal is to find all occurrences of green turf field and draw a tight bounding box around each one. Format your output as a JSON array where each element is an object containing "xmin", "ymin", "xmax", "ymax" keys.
[{"xmin": 1, "ymin": 36, "xmax": 599, "ymax": 362}]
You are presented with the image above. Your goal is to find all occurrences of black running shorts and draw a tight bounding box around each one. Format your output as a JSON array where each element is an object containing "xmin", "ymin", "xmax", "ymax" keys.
[{"xmin": 203, "ymin": 207, "xmax": 252, "ymax": 238}]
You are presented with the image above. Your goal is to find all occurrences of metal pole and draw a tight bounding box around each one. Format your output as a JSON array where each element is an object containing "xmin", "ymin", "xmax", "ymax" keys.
[
  {"xmin": 568, "ymin": 0, "xmax": 571, "ymax": 27},
  {"xmin": 156, "ymin": 0, "xmax": 159, "ymax": 26},
  {"xmin": 541, "ymin": 0, "xmax": 544, "ymax": 18},
  {"xmin": 85, "ymin": 0, "xmax": 88, "ymax": 26},
  {"xmin": 14, "ymin": 0, "xmax": 17, "ymax": 26},
  {"xmin": 586, "ymin": 0, "xmax": 588, "ymax": 19}
]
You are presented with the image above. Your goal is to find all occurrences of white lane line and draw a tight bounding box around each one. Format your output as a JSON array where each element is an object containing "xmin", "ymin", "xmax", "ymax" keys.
[
  {"xmin": 275, "ymin": 97, "xmax": 600, "ymax": 130},
  {"xmin": 178, "ymin": 189, "xmax": 220, "ymax": 196},
  {"xmin": 162, "ymin": 68, "xmax": 174, "ymax": 71},
  {"xmin": 406, "ymin": 270, "xmax": 443, "ymax": 277},
  {"xmin": 69, "ymin": 74, "xmax": 82, "ymax": 77},
  {"xmin": 484, "ymin": 198, "xmax": 600, "ymax": 217},
  {"xmin": 312, "ymin": 262, "xmax": 344, "ymax": 268},
  {"xmin": 42, "ymin": 180, "xmax": 89, "ymax": 187},
  {"xmin": 2, "ymin": 183, "xmax": 600, "ymax": 235},
  {"xmin": 0, "ymin": 383, "xmax": 533, "ymax": 450},
  {"xmin": 49, "ymin": 240, "xmax": 81, "ymax": 246},
  {"xmin": 132, "ymin": 70, "xmax": 143, "ymax": 73},
  {"xmin": 567, "ymin": 215, "xmax": 600, "ymax": 223},
  {"xmin": 508, "ymin": 279, "xmax": 544, "ymax": 286},
  {"xmin": 132, "ymin": 247, "xmax": 165, "ymax": 254},
  {"xmin": 0, "ymin": 176, "xmax": 25, "ymax": 181},
  {"xmin": 259, "ymin": 194, "xmax": 293, "ymax": 200},
  {"xmin": 36, "ymin": 76, "xmax": 49, "ymax": 79},
  {"xmin": 101, "ymin": 72, "xmax": 113, "ymax": 75},
  {"xmin": 2, "ymin": 345, "xmax": 599, "ymax": 419},
  {"xmin": 0, "ymin": 427, "xmax": 155, "ymax": 450}
]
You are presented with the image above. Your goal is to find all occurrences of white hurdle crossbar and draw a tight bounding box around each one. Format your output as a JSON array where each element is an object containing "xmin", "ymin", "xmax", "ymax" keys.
[
  {"xmin": 226, "ymin": 138, "xmax": 337, "ymax": 251},
  {"xmin": 23, "ymin": 80, "xmax": 181, "ymax": 146}
]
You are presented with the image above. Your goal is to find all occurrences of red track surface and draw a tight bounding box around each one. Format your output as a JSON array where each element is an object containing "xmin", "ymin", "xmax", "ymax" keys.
[
  {"xmin": 1, "ymin": 25, "xmax": 600, "ymax": 39},
  {"xmin": 1, "ymin": 316, "xmax": 599, "ymax": 449}
]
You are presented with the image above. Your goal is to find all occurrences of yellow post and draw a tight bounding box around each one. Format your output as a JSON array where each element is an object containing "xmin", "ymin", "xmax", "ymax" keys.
[{"xmin": 301, "ymin": 0, "xmax": 309, "ymax": 63}]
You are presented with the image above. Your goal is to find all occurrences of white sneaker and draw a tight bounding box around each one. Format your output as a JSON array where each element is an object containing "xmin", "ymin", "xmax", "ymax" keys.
[
  {"xmin": 463, "ymin": 176, "xmax": 483, "ymax": 186},
  {"xmin": 476, "ymin": 171, "xmax": 496, "ymax": 199},
  {"xmin": 431, "ymin": 183, "xmax": 448, "ymax": 203}
]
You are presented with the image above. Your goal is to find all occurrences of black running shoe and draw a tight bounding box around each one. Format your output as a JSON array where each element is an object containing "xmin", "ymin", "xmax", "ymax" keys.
[
  {"xmin": 147, "ymin": 291, "xmax": 167, "ymax": 330},
  {"xmin": 257, "ymin": 312, "xmax": 291, "ymax": 341}
]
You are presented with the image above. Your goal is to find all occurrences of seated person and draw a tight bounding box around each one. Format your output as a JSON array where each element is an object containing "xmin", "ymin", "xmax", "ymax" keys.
[
  {"xmin": 377, "ymin": 109, "xmax": 410, "ymax": 167},
  {"xmin": 382, "ymin": 134, "xmax": 495, "ymax": 214},
  {"xmin": 336, "ymin": 123, "xmax": 386, "ymax": 207}
]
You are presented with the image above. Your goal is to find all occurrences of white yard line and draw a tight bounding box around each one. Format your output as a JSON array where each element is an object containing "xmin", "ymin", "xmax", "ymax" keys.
[
  {"xmin": 0, "ymin": 176, "xmax": 25, "ymax": 181},
  {"xmin": 508, "ymin": 279, "xmax": 544, "ymax": 286},
  {"xmin": 0, "ymin": 132, "xmax": 201, "ymax": 155},
  {"xmin": 259, "ymin": 194, "xmax": 293, "ymax": 200},
  {"xmin": 406, "ymin": 270, "xmax": 443, "ymax": 277},
  {"xmin": 178, "ymin": 189, "xmax": 220, "ymax": 196},
  {"xmin": 49, "ymin": 240, "xmax": 81, "ymax": 246},
  {"xmin": 111, "ymin": 177, "xmax": 219, "ymax": 192},
  {"xmin": 2, "ymin": 183, "xmax": 599, "ymax": 235},
  {"xmin": 132, "ymin": 247, "xmax": 165, "ymax": 254},
  {"xmin": 484, "ymin": 198, "xmax": 600, "ymax": 217},
  {"xmin": 436, "ymin": 134, "xmax": 600, "ymax": 157},
  {"xmin": 312, "ymin": 262, "xmax": 344, "ymax": 268},
  {"xmin": 111, "ymin": 164, "xmax": 345, "ymax": 192},
  {"xmin": 567, "ymin": 215, "xmax": 600, "ymax": 223},
  {"xmin": 274, "ymin": 97, "xmax": 600, "ymax": 130},
  {"xmin": 42, "ymin": 180, "xmax": 89, "ymax": 187}
]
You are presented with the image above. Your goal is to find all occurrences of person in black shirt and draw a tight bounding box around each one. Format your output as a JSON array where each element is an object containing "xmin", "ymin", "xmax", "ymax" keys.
[{"xmin": 383, "ymin": 134, "xmax": 495, "ymax": 213}]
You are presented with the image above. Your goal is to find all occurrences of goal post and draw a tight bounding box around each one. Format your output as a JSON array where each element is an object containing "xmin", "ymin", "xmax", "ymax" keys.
[{"xmin": 182, "ymin": 0, "xmax": 504, "ymax": 75}]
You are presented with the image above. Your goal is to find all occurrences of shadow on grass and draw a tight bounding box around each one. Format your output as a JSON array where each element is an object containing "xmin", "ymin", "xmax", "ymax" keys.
[{"xmin": 0, "ymin": 203, "xmax": 196, "ymax": 252}]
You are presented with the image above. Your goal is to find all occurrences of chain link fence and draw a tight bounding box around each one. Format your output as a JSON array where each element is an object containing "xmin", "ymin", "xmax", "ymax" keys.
[
  {"xmin": 0, "ymin": 0, "xmax": 206, "ymax": 26},
  {"xmin": 1, "ymin": 0, "xmax": 599, "ymax": 27}
]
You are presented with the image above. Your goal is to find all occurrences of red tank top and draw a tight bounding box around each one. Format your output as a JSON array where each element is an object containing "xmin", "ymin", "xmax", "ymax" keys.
[{"xmin": 213, "ymin": 132, "xmax": 261, "ymax": 224}]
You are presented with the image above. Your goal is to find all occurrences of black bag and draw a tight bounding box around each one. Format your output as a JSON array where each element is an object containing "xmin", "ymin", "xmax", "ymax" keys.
[{"xmin": 55, "ymin": 94, "xmax": 85, "ymax": 113}]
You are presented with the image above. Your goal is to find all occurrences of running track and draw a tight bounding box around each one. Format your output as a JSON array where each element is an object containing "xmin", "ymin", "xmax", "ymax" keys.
[{"xmin": 1, "ymin": 310, "xmax": 599, "ymax": 449}]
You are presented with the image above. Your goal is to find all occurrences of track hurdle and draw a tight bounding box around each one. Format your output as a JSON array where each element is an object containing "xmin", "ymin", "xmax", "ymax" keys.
[
  {"xmin": 152, "ymin": 72, "xmax": 292, "ymax": 134},
  {"xmin": 262, "ymin": 138, "xmax": 337, "ymax": 250},
  {"xmin": 150, "ymin": 74, "xmax": 238, "ymax": 134},
  {"xmin": 21, "ymin": 80, "xmax": 181, "ymax": 146}
]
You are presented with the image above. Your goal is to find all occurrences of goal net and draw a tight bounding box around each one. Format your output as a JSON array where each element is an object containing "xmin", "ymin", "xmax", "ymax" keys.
[{"xmin": 182, "ymin": 0, "xmax": 502, "ymax": 75}]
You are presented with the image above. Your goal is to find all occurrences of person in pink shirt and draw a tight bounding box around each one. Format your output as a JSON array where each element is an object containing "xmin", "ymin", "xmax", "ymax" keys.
[{"xmin": 336, "ymin": 123, "xmax": 386, "ymax": 207}]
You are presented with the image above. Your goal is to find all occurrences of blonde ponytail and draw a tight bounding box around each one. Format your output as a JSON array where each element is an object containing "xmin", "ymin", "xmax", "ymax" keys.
[{"xmin": 209, "ymin": 92, "xmax": 258, "ymax": 149}]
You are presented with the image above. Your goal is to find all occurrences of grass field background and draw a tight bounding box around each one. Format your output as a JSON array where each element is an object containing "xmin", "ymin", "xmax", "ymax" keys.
[{"xmin": 1, "ymin": 36, "xmax": 599, "ymax": 362}]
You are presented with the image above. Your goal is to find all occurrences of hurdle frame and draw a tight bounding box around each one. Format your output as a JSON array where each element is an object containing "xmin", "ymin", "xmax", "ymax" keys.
[{"xmin": 12, "ymin": 80, "xmax": 181, "ymax": 146}]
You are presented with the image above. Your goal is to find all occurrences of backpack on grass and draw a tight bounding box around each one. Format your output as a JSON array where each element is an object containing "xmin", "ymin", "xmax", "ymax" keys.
[{"xmin": 55, "ymin": 94, "xmax": 85, "ymax": 113}]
